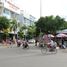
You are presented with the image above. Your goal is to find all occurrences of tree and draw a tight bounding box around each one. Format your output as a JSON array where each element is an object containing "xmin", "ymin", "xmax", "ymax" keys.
[
  {"xmin": 18, "ymin": 24, "xmax": 27, "ymax": 39},
  {"xmin": 18, "ymin": 31, "xmax": 24, "ymax": 39},
  {"xmin": 10, "ymin": 19, "xmax": 17, "ymax": 33},
  {"xmin": 27, "ymin": 25, "xmax": 36, "ymax": 39},
  {"xmin": 60, "ymin": 21, "xmax": 67, "ymax": 30},
  {"xmin": 0, "ymin": 16, "xmax": 10, "ymax": 31},
  {"xmin": 10, "ymin": 19, "xmax": 21, "ymax": 37},
  {"xmin": 9, "ymin": 19, "xmax": 20, "ymax": 44},
  {"xmin": 18, "ymin": 25, "xmax": 24, "ymax": 39},
  {"xmin": 0, "ymin": 16, "xmax": 10, "ymax": 40},
  {"xmin": 35, "ymin": 15, "xmax": 66, "ymax": 36}
]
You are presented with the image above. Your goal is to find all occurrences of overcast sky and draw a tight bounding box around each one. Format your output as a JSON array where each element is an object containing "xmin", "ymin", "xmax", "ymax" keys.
[{"xmin": 14, "ymin": 0, "xmax": 67, "ymax": 20}]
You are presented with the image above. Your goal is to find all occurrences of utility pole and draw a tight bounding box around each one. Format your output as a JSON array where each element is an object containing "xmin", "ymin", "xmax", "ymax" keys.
[
  {"xmin": 39, "ymin": 0, "xmax": 42, "ymax": 35},
  {"xmin": 40, "ymin": 0, "xmax": 42, "ymax": 17}
]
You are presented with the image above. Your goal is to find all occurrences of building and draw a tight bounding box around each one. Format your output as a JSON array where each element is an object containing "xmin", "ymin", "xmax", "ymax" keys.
[
  {"xmin": 20, "ymin": 10, "xmax": 36, "ymax": 26},
  {"xmin": 0, "ymin": 0, "xmax": 36, "ymax": 26},
  {"xmin": 0, "ymin": 0, "xmax": 36, "ymax": 40}
]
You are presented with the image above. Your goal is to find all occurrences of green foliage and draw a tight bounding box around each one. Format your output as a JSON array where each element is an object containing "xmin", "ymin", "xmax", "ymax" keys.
[
  {"xmin": 2, "ymin": 32, "xmax": 9, "ymax": 40},
  {"xmin": 27, "ymin": 25, "xmax": 36, "ymax": 39},
  {"xmin": 18, "ymin": 25, "xmax": 27, "ymax": 39},
  {"xmin": 60, "ymin": 21, "xmax": 67, "ymax": 30},
  {"xmin": 18, "ymin": 31, "xmax": 24, "ymax": 39},
  {"xmin": 0, "ymin": 16, "xmax": 10, "ymax": 31},
  {"xmin": 0, "ymin": 16, "xmax": 10, "ymax": 40},
  {"xmin": 10, "ymin": 19, "xmax": 17, "ymax": 32},
  {"xmin": 20, "ymin": 25, "xmax": 27, "ymax": 31},
  {"xmin": 35, "ymin": 15, "xmax": 66, "ymax": 36}
]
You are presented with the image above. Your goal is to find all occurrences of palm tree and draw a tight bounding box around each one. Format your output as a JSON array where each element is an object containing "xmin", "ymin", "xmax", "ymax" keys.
[
  {"xmin": 10, "ymin": 19, "xmax": 20, "ymax": 44},
  {"xmin": 18, "ymin": 24, "xmax": 27, "ymax": 39}
]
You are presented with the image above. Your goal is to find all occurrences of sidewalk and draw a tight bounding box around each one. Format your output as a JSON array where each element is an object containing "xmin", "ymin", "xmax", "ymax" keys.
[{"xmin": 0, "ymin": 43, "xmax": 17, "ymax": 48}]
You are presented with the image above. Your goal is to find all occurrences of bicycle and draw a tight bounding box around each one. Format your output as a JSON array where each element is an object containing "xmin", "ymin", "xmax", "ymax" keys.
[{"xmin": 41, "ymin": 43, "xmax": 57, "ymax": 54}]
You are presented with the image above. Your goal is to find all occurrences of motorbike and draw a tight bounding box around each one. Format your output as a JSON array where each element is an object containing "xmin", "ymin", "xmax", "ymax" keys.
[
  {"xmin": 22, "ymin": 40, "xmax": 29, "ymax": 49},
  {"xmin": 17, "ymin": 40, "xmax": 21, "ymax": 47}
]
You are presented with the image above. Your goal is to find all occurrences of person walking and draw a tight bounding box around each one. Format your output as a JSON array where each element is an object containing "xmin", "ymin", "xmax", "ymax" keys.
[{"xmin": 35, "ymin": 37, "xmax": 38, "ymax": 46}]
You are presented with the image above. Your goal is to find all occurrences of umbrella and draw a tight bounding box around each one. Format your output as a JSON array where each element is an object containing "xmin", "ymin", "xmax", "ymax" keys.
[{"xmin": 56, "ymin": 33, "xmax": 67, "ymax": 37}]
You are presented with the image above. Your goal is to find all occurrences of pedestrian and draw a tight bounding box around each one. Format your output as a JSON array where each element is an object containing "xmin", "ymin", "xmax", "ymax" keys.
[{"xmin": 35, "ymin": 37, "xmax": 38, "ymax": 46}]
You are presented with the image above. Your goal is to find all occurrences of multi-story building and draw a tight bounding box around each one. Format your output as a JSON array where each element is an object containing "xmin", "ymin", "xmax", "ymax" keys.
[
  {"xmin": 0, "ymin": 0, "xmax": 36, "ymax": 41},
  {"xmin": 20, "ymin": 10, "xmax": 36, "ymax": 26},
  {"xmin": 0, "ymin": 0, "xmax": 36, "ymax": 26}
]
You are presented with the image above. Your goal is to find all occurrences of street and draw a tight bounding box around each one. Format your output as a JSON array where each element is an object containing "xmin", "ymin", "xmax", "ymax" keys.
[{"xmin": 0, "ymin": 45, "xmax": 67, "ymax": 67}]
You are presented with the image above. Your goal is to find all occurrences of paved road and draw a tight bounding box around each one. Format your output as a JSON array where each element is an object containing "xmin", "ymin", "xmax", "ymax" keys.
[{"xmin": 0, "ymin": 45, "xmax": 67, "ymax": 67}]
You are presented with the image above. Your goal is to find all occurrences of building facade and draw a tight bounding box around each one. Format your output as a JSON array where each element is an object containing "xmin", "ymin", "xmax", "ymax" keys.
[{"xmin": 0, "ymin": 0, "xmax": 36, "ymax": 26}]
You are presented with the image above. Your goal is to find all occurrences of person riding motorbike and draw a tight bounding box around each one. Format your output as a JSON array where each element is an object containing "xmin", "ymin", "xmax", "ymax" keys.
[
  {"xmin": 17, "ymin": 39, "xmax": 21, "ymax": 47},
  {"xmin": 22, "ymin": 39, "xmax": 29, "ymax": 48}
]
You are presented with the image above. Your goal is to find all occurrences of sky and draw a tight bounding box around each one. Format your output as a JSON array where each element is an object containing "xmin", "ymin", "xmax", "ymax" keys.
[{"xmin": 13, "ymin": 0, "xmax": 67, "ymax": 20}]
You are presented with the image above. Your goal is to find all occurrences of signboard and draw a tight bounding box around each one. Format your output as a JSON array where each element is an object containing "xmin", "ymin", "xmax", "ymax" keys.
[{"xmin": 4, "ymin": 0, "xmax": 20, "ymax": 14}]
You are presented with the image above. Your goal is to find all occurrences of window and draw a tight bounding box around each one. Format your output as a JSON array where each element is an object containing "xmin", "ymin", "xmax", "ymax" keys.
[{"xmin": 4, "ymin": 8, "xmax": 10, "ymax": 15}]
